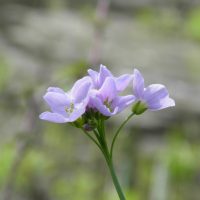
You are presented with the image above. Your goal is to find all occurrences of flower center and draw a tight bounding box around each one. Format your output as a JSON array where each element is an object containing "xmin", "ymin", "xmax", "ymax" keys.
[
  {"xmin": 104, "ymin": 99, "xmax": 113, "ymax": 112},
  {"xmin": 65, "ymin": 103, "xmax": 74, "ymax": 113}
]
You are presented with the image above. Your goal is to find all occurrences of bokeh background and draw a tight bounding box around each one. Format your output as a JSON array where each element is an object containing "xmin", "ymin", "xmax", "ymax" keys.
[{"xmin": 0, "ymin": 0, "xmax": 200, "ymax": 200}]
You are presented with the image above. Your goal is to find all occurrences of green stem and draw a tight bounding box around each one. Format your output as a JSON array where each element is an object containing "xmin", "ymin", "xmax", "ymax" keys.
[
  {"xmin": 107, "ymin": 159, "xmax": 126, "ymax": 200},
  {"xmin": 81, "ymin": 128, "xmax": 104, "ymax": 153},
  {"xmin": 82, "ymin": 114, "xmax": 133, "ymax": 200},
  {"xmin": 110, "ymin": 113, "xmax": 134, "ymax": 159},
  {"xmin": 97, "ymin": 120, "xmax": 126, "ymax": 200}
]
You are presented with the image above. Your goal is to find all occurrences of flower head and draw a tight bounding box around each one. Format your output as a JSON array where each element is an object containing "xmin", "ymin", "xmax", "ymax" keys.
[
  {"xmin": 39, "ymin": 77, "xmax": 92, "ymax": 123},
  {"xmin": 88, "ymin": 64, "xmax": 133, "ymax": 92},
  {"xmin": 132, "ymin": 69, "xmax": 175, "ymax": 113},
  {"xmin": 89, "ymin": 77, "xmax": 135, "ymax": 116}
]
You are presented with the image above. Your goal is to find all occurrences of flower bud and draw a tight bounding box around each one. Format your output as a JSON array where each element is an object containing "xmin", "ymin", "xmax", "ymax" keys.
[
  {"xmin": 83, "ymin": 123, "xmax": 95, "ymax": 132},
  {"xmin": 132, "ymin": 101, "xmax": 147, "ymax": 115}
]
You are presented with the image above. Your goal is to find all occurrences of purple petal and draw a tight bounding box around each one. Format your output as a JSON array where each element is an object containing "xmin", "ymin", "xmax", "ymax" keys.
[
  {"xmin": 112, "ymin": 95, "xmax": 135, "ymax": 113},
  {"xmin": 88, "ymin": 69, "xmax": 98, "ymax": 87},
  {"xmin": 98, "ymin": 65, "xmax": 113, "ymax": 87},
  {"xmin": 148, "ymin": 97, "xmax": 175, "ymax": 111},
  {"xmin": 143, "ymin": 84, "xmax": 175, "ymax": 110},
  {"xmin": 99, "ymin": 77, "xmax": 117, "ymax": 101},
  {"xmin": 133, "ymin": 69, "xmax": 145, "ymax": 98},
  {"xmin": 69, "ymin": 105, "xmax": 86, "ymax": 122},
  {"xmin": 91, "ymin": 96, "xmax": 118, "ymax": 116},
  {"xmin": 43, "ymin": 92, "xmax": 71, "ymax": 108},
  {"xmin": 115, "ymin": 74, "xmax": 133, "ymax": 92},
  {"xmin": 47, "ymin": 87, "xmax": 65, "ymax": 94},
  {"xmin": 70, "ymin": 76, "xmax": 91, "ymax": 103},
  {"xmin": 143, "ymin": 84, "xmax": 168, "ymax": 103},
  {"xmin": 39, "ymin": 112, "xmax": 68, "ymax": 123}
]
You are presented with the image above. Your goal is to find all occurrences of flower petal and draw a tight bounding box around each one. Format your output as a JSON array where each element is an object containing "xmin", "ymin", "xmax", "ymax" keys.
[
  {"xmin": 115, "ymin": 74, "xmax": 133, "ymax": 92},
  {"xmin": 47, "ymin": 87, "xmax": 65, "ymax": 94},
  {"xmin": 148, "ymin": 97, "xmax": 175, "ymax": 111},
  {"xmin": 112, "ymin": 95, "xmax": 135, "ymax": 113},
  {"xmin": 43, "ymin": 92, "xmax": 71, "ymax": 108},
  {"xmin": 91, "ymin": 96, "xmax": 118, "ymax": 116},
  {"xmin": 69, "ymin": 105, "xmax": 86, "ymax": 122},
  {"xmin": 70, "ymin": 76, "xmax": 92, "ymax": 103},
  {"xmin": 98, "ymin": 64, "xmax": 113, "ymax": 87},
  {"xmin": 88, "ymin": 69, "xmax": 98, "ymax": 87},
  {"xmin": 143, "ymin": 84, "xmax": 175, "ymax": 110},
  {"xmin": 99, "ymin": 77, "xmax": 117, "ymax": 101},
  {"xmin": 143, "ymin": 84, "xmax": 168, "ymax": 103},
  {"xmin": 39, "ymin": 112, "xmax": 68, "ymax": 123},
  {"xmin": 133, "ymin": 69, "xmax": 145, "ymax": 98}
]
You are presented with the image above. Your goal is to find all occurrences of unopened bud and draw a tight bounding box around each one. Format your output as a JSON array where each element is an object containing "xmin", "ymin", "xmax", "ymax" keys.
[{"xmin": 83, "ymin": 123, "xmax": 95, "ymax": 131}]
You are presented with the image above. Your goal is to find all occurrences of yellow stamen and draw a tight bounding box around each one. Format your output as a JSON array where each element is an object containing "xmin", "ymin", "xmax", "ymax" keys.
[{"xmin": 65, "ymin": 103, "xmax": 74, "ymax": 113}]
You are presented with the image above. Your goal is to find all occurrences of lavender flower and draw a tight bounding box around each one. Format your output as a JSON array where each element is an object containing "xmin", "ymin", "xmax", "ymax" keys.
[
  {"xmin": 88, "ymin": 64, "xmax": 133, "ymax": 92},
  {"xmin": 39, "ymin": 77, "xmax": 92, "ymax": 123},
  {"xmin": 89, "ymin": 77, "xmax": 135, "ymax": 116},
  {"xmin": 132, "ymin": 69, "xmax": 175, "ymax": 113},
  {"xmin": 39, "ymin": 66, "xmax": 176, "ymax": 200}
]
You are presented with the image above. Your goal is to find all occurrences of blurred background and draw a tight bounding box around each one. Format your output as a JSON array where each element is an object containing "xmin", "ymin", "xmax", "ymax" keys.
[{"xmin": 0, "ymin": 0, "xmax": 200, "ymax": 199}]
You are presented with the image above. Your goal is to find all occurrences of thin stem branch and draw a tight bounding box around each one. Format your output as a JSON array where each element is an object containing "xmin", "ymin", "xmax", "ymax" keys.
[
  {"xmin": 110, "ymin": 113, "xmax": 134, "ymax": 159},
  {"xmin": 81, "ymin": 128, "xmax": 103, "ymax": 153},
  {"xmin": 93, "ymin": 129, "xmax": 101, "ymax": 141},
  {"xmin": 82, "ymin": 112, "xmax": 134, "ymax": 200}
]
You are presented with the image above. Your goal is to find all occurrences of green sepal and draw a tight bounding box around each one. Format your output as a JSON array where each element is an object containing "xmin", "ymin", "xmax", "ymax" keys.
[
  {"xmin": 132, "ymin": 101, "xmax": 148, "ymax": 115},
  {"xmin": 71, "ymin": 117, "xmax": 84, "ymax": 128}
]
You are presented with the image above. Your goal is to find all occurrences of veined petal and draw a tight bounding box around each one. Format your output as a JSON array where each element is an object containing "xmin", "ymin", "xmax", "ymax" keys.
[
  {"xmin": 99, "ymin": 77, "xmax": 117, "ymax": 101},
  {"xmin": 70, "ymin": 76, "xmax": 92, "ymax": 103},
  {"xmin": 88, "ymin": 69, "xmax": 98, "ymax": 87},
  {"xmin": 133, "ymin": 69, "xmax": 145, "ymax": 98},
  {"xmin": 47, "ymin": 87, "xmax": 65, "ymax": 94},
  {"xmin": 143, "ymin": 84, "xmax": 175, "ymax": 110},
  {"xmin": 148, "ymin": 96, "xmax": 175, "ymax": 111},
  {"xmin": 112, "ymin": 95, "xmax": 135, "ymax": 113},
  {"xmin": 143, "ymin": 84, "xmax": 168, "ymax": 104},
  {"xmin": 115, "ymin": 74, "xmax": 133, "ymax": 92},
  {"xmin": 43, "ymin": 92, "xmax": 71, "ymax": 108},
  {"xmin": 98, "ymin": 64, "xmax": 113, "ymax": 87},
  {"xmin": 39, "ymin": 112, "xmax": 68, "ymax": 123}
]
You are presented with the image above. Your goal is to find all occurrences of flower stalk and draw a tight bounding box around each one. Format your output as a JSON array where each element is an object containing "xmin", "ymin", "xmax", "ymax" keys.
[
  {"xmin": 39, "ymin": 64, "xmax": 175, "ymax": 200},
  {"xmin": 82, "ymin": 116, "xmax": 132, "ymax": 200}
]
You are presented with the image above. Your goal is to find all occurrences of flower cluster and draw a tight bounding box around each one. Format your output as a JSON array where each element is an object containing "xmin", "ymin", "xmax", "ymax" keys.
[{"xmin": 40, "ymin": 65, "xmax": 175, "ymax": 124}]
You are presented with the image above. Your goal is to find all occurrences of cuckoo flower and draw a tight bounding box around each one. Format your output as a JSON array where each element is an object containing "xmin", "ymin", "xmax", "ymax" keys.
[
  {"xmin": 39, "ymin": 77, "xmax": 92, "ymax": 123},
  {"xmin": 88, "ymin": 64, "xmax": 133, "ymax": 92},
  {"xmin": 132, "ymin": 69, "xmax": 175, "ymax": 113},
  {"xmin": 90, "ymin": 77, "xmax": 135, "ymax": 116},
  {"xmin": 39, "ymin": 66, "xmax": 176, "ymax": 200}
]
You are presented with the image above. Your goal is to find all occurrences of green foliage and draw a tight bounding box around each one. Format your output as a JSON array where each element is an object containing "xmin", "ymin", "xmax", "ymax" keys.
[
  {"xmin": 125, "ymin": 190, "xmax": 140, "ymax": 200},
  {"xmin": 136, "ymin": 8, "xmax": 181, "ymax": 35},
  {"xmin": 185, "ymin": 8, "xmax": 200, "ymax": 41},
  {"xmin": 0, "ymin": 144, "xmax": 15, "ymax": 187},
  {"xmin": 16, "ymin": 148, "xmax": 51, "ymax": 187},
  {"xmin": 165, "ymin": 127, "xmax": 199, "ymax": 182},
  {"xmin": 51, "ymin": 172, "xmax": 98, "ymax": 200}
]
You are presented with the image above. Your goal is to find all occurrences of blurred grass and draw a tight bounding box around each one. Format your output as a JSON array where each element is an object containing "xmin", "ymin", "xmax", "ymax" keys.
[
  {"xmin": 184, "ymin": 7, "xmax": 200, "ymax": 41},
  {"xmin": 0, "ymin": 144, "xmax": 15, "ymax": 187},
  {"xmin": 0, "ymin": 56, "xmax": 10, "ymax": 90}
]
